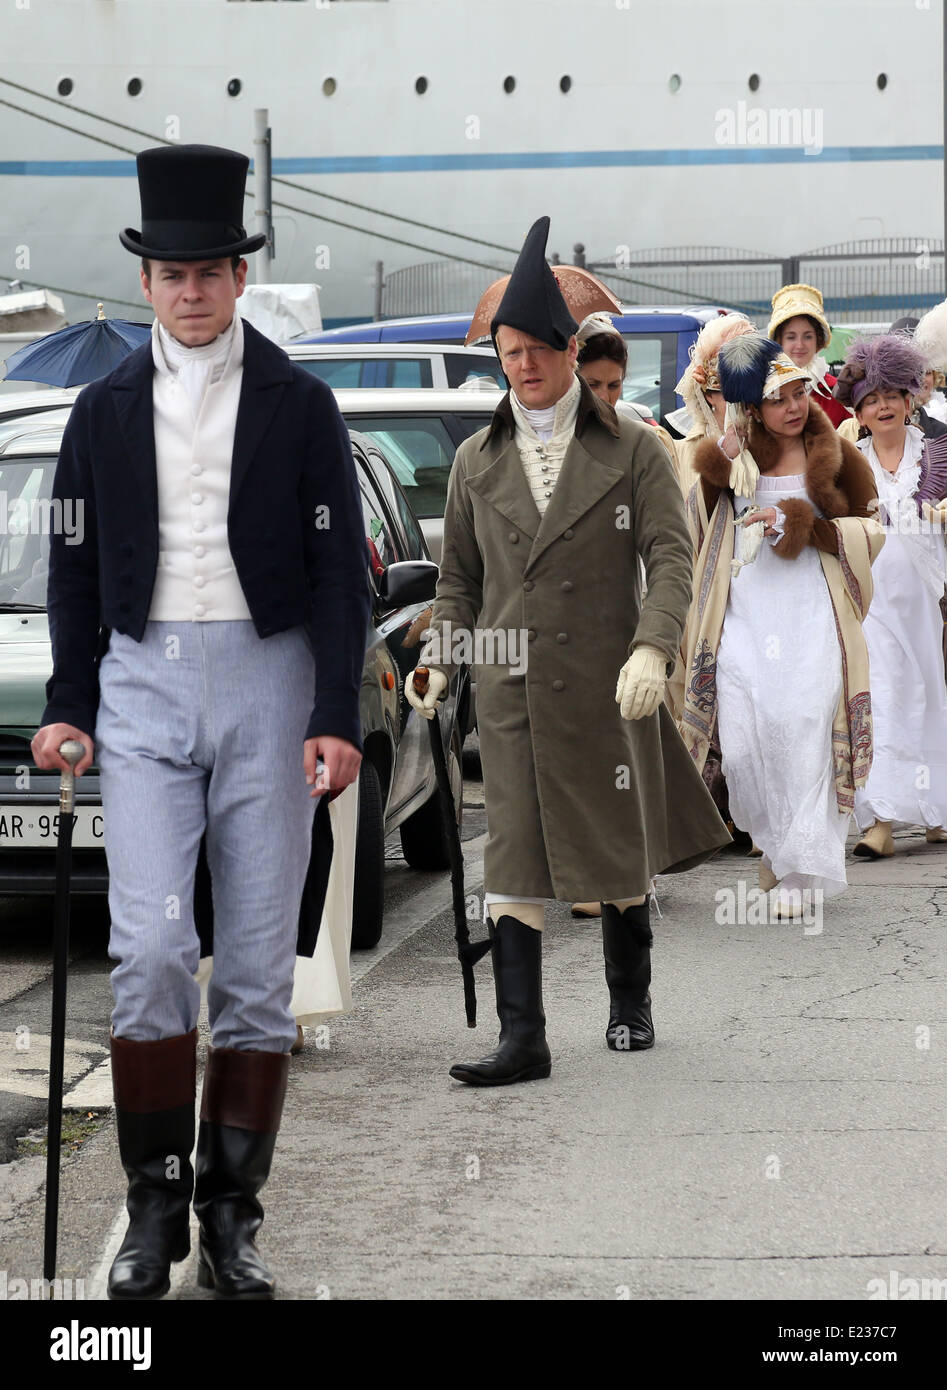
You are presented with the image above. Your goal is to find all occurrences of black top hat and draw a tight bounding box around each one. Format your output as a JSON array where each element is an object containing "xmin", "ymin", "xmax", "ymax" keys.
[
  {"xmin": 119, "ymin": 144, "xmax": 266, "ymax": 261},
  {"xmin": 490, "ymin": 216, "xmax": 578, "ymax": 351}
]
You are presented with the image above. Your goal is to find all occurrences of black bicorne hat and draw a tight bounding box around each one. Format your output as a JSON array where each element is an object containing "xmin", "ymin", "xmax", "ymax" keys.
[
  {"xmin": 119, "ymin": 144, "xmax": 266, "ymax": 261},
  {"xmin": 490, "ymin": 216, "xmax": 578, "ymax": 351}
]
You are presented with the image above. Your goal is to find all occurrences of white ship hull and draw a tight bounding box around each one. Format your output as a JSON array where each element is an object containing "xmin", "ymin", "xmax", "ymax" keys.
[{"xmin": 0, "ymin": 0, "xmax": 942, "ymax": 324}]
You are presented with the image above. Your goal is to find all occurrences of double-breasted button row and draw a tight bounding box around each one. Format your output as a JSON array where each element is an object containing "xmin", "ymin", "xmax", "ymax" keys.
[
  {"xmin": 556, "ymin": 632, "xmax": 568, "ymax": 644},
  {"xmin": 509, "ymin": 532, "xmax": 519, "ymax": 544},
  {"xmin": 561, "ymin": 579, "xmax": 573, "ymax": 592},
  {"xmin": 552, "ymin": 679, "xmax": 565, "ymax": 691},
  {"xmin": 523, "ymin": 580, "xmax": 534, "ymax": 592}
]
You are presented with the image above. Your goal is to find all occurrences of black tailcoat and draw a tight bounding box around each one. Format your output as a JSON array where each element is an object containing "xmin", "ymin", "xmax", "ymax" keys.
[{"xmin": 42, "ymin": 319, "xmax": 371, "ymax": 748}]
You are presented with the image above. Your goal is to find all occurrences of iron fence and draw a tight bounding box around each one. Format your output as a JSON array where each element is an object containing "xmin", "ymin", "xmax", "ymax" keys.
[{"xmin": 379, "ymin": 238, "xmax": 946, "ymax": 327}]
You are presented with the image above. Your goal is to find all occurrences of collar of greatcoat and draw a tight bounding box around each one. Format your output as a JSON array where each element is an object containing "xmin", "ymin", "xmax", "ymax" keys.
[{"xmin": 466, "ymin": 373, "xmax": 625, "ymax": 573}]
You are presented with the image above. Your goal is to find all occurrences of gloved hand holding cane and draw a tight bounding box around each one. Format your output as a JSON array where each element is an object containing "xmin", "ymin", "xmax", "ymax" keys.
[{"xmin": 405, "ymin": 665, "xmax": 448, "ymax": 719}]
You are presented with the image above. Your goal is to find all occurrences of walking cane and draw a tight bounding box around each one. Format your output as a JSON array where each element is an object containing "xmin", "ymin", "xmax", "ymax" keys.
[
  {"xmin": 43, "ymin": 738, "xmax": 84, "ymax": 1291},
  {"xmin": 412, "ymin": 669, "xmax": 492, "ymax": 1026}
]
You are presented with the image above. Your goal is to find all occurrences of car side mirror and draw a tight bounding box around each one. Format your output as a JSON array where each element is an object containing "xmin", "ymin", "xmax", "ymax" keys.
[{"xmin": 378, "ymin": 559, "xmax": 438, "ymax": 607}]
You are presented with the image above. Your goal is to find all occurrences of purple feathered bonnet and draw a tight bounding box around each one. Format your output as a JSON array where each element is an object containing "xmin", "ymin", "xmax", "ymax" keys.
[{"xmin": 833, "ymin": 334, "xmax": 926, "ymax": 410}]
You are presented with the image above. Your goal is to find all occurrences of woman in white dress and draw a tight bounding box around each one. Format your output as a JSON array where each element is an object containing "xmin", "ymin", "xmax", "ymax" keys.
[
  {"xmin": 832, "ymin": 334, "xmax": 947, "ymax": 857},
  {"xmin": 679, "ymin": 334, "xmax": 882, "ymax": 919}
]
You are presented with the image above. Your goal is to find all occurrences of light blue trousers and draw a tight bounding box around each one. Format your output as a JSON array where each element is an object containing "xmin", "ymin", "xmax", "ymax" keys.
[{"xmin": 95, "ymin": 621, "xmax": 317, "ymax": 1051}]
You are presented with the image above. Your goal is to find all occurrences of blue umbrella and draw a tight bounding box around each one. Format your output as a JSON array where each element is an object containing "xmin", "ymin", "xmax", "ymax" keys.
[{"xmin": 3, "ymin": 303, "xmax": 152, "ymax": 387}]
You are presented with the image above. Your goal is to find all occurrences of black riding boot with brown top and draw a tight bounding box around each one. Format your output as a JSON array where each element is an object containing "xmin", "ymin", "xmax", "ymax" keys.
[
  {"xmin": 107, "ymin": 1029, "xmax": 197, "ymax": 1301},
  {"xmin": 193, "ymin": 1046, "xmax": 290, "ymax": 1299}
]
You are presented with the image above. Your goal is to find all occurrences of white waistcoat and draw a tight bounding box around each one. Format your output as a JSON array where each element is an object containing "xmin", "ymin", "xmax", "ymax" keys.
[
  {"xmin": 148, "ymin": 316, "xmax": 252, "ymax": 622},
  {"xmin": 509, "ymin": 375, "xmax": 581, "ymax": 516}
]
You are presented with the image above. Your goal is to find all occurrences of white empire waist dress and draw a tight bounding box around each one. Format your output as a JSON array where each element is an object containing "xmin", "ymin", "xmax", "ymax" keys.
[
  {"xmin": 716, "ymin": 473, "xmax": 850, "ymax": 899},
  {"xmin": 855, "ymin": 432, "xmax": 947, "ymax": 831}
]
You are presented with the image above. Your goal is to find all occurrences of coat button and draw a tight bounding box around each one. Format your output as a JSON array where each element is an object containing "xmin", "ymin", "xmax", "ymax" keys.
[
  {"xmin": 552, "ymin": 679, "xmax": 565, "ymax": 691},
  {"xmin": 527, "ymin": 629, "xmax": 536, "ymax": 641},
  {"xmin": 563, "ymin": 528, "xmax": 574, "ymax": 540},
  {"xmin": 556, "ymin": 632, "xmax": 568, "ymax": 644},
  {"xmin": 561, "ymin": 580, "xmax": 573, "ymax": 592},
  {"xmin": 508, "ymin": 532, "xmax": 519, "ymax": 544},
  {"xmin": 523, "ymin": 580, "xmax": 534, "ymax": 592}
]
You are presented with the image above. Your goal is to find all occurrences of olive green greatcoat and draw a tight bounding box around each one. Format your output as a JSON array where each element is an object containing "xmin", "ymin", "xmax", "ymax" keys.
[{"xmin": 426, "ymin": 378, "xmax": 730, "ymax": 900}]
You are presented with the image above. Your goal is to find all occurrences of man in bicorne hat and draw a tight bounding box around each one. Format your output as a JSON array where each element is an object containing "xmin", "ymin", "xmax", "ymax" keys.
[
  {"xmin": 406, "ymin": 217, "xmax": 729, "ymax": 1086},
  {"xmin": 31, "ymin": 145, "xmax": 370, "ymax": 1297}
]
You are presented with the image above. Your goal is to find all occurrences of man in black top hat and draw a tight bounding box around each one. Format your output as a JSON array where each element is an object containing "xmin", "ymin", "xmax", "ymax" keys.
[{"xmin": 32, "ymin": 144, "xmax": 370, "ymax": 1298}]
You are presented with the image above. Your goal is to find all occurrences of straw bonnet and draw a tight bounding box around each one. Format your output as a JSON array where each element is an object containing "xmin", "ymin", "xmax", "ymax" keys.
[{"xmin": 766, "ymin": 283, "xmax": 831, "ymax": 351}]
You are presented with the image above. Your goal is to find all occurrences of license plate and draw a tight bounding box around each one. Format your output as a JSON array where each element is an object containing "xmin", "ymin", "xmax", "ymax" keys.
[{"xmin": 0, "ymin": 806, "xmax": 105, "ymax": 849}]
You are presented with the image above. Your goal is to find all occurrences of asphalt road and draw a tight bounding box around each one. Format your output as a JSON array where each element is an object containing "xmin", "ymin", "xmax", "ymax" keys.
[{"xmin": 1, "ymin": 755, "xmax": 946, "ymax": 1303}]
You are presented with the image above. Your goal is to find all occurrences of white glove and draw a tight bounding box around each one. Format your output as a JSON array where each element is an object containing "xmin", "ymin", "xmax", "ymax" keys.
[
  {"xmin": 615, "ymin": 645, "xmax": 667, "ymax": 720},
  {"xmin": 404, "ymin": 667, "xmax": 448, "ymax": 721},
  {"xmin": 728, "ymin": 446, "xmax": 759, "ymax": 500},
  {"xmin": 719, "ymin": 408, "xmax": 759, "ymax": 500}
]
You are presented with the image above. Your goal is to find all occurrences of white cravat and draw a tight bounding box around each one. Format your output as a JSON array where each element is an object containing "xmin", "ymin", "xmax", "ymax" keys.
[{"xmin": 154, "ymin": 318, "xmax": 237, "ymax": 420}]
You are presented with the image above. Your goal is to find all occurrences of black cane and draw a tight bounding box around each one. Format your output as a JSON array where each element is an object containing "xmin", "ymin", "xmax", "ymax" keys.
[
  {"xmin": 43, "ymin": 738, "xmax": 84, "ymax": 1290},
  {"xmin": 412, "ymin": 669, "xmax": 492, "ymax": 1026}
]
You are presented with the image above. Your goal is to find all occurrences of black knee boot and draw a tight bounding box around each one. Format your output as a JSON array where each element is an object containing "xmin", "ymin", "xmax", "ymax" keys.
[
  {"xmin": 107, "ymin": 1030, "xmax": 197, "ymax": 1300},
  {"xmin": 193, "ymin": 1046, "xmax": 290, "ymax": 1299},
  {"xmin": 601, "ymin": 900, "xmax": 654, "ymax": 1051},
  {"xmin": 449, "ymin": 915, "xmax": 551, "ymax": 1086}
]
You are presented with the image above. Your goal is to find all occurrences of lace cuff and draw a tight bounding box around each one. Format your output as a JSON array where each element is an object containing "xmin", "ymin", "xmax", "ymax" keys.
[{"xmin": 768, "ymin": 504, "xmax": 786, "ymax": 540}]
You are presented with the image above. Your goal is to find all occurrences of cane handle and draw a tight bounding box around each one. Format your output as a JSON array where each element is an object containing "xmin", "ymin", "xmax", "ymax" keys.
[
  {"xmin": 58, "ymin": 739, "xmax": 84, "ymax": 817},
  {"xmin": 413, "ymin": 666, "xmax": 430, "ymax": 696}
]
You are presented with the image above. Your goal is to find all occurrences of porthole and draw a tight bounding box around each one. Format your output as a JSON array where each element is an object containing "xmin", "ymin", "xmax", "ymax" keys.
[
  {"xmin": 57, "ymin": 77, "xmax": 73, "ymax": 97},
  {"xmin": 127, "ymin": 77, "xmax": 143, "ymax": 98},
  {"xmin": 748, "ymin": 73, "xmax": 760, "ymax": 92},
  {"xmin": 559, "ymin": 75, "xmax": 572, "ymax": 94},
  {"xmin": 415, "ymin": 76, "xmax": 428, "ymax": 95},
  {"xmin": 877, "ymin": 73, "xmax": 888, "ymax": 90},
  {"xmin": 669, "ymin": 73, "xmax": 682, "ymax": 93},
  {"xmin": 227, "ymin": 78, "xmax": 242, "ymax": 98},
  {"xmin": 322, "ymin": 77, "xmax": 337, "ymax": 97},
  {"xmin": 503, "ymin": 75, "xmax": 516, "ymax": 94}
]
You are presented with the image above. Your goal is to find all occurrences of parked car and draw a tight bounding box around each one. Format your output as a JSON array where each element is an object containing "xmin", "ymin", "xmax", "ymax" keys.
[
  {"xmin": 0, "ymin": 413, "xmax": 467, "ymax": 951},
  {"xmin": 335, "ymin": 387, "xmax": 503, "ymax": 564},
  {"xmin": 284, "ymin": 340, "xmax": 504, "ymax": 391},
  {"xmin": 305, "ymin": 306, "xmax": 733, "ymax": 427}
]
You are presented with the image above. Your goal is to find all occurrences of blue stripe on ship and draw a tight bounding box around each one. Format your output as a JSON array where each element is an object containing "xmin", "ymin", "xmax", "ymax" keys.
[{"xmin": 0, "ymin": 146, "xmax": 943, "ymax": 177}]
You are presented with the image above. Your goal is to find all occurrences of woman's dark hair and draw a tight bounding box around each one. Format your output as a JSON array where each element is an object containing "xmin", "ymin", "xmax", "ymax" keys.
[
  {"xmin": 576, "ymin": 332, "xmax": 628, "ymax": 372},
  {"xmin": 774, "ymin": 314, "xmax": 827, "ymax": 351}
]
